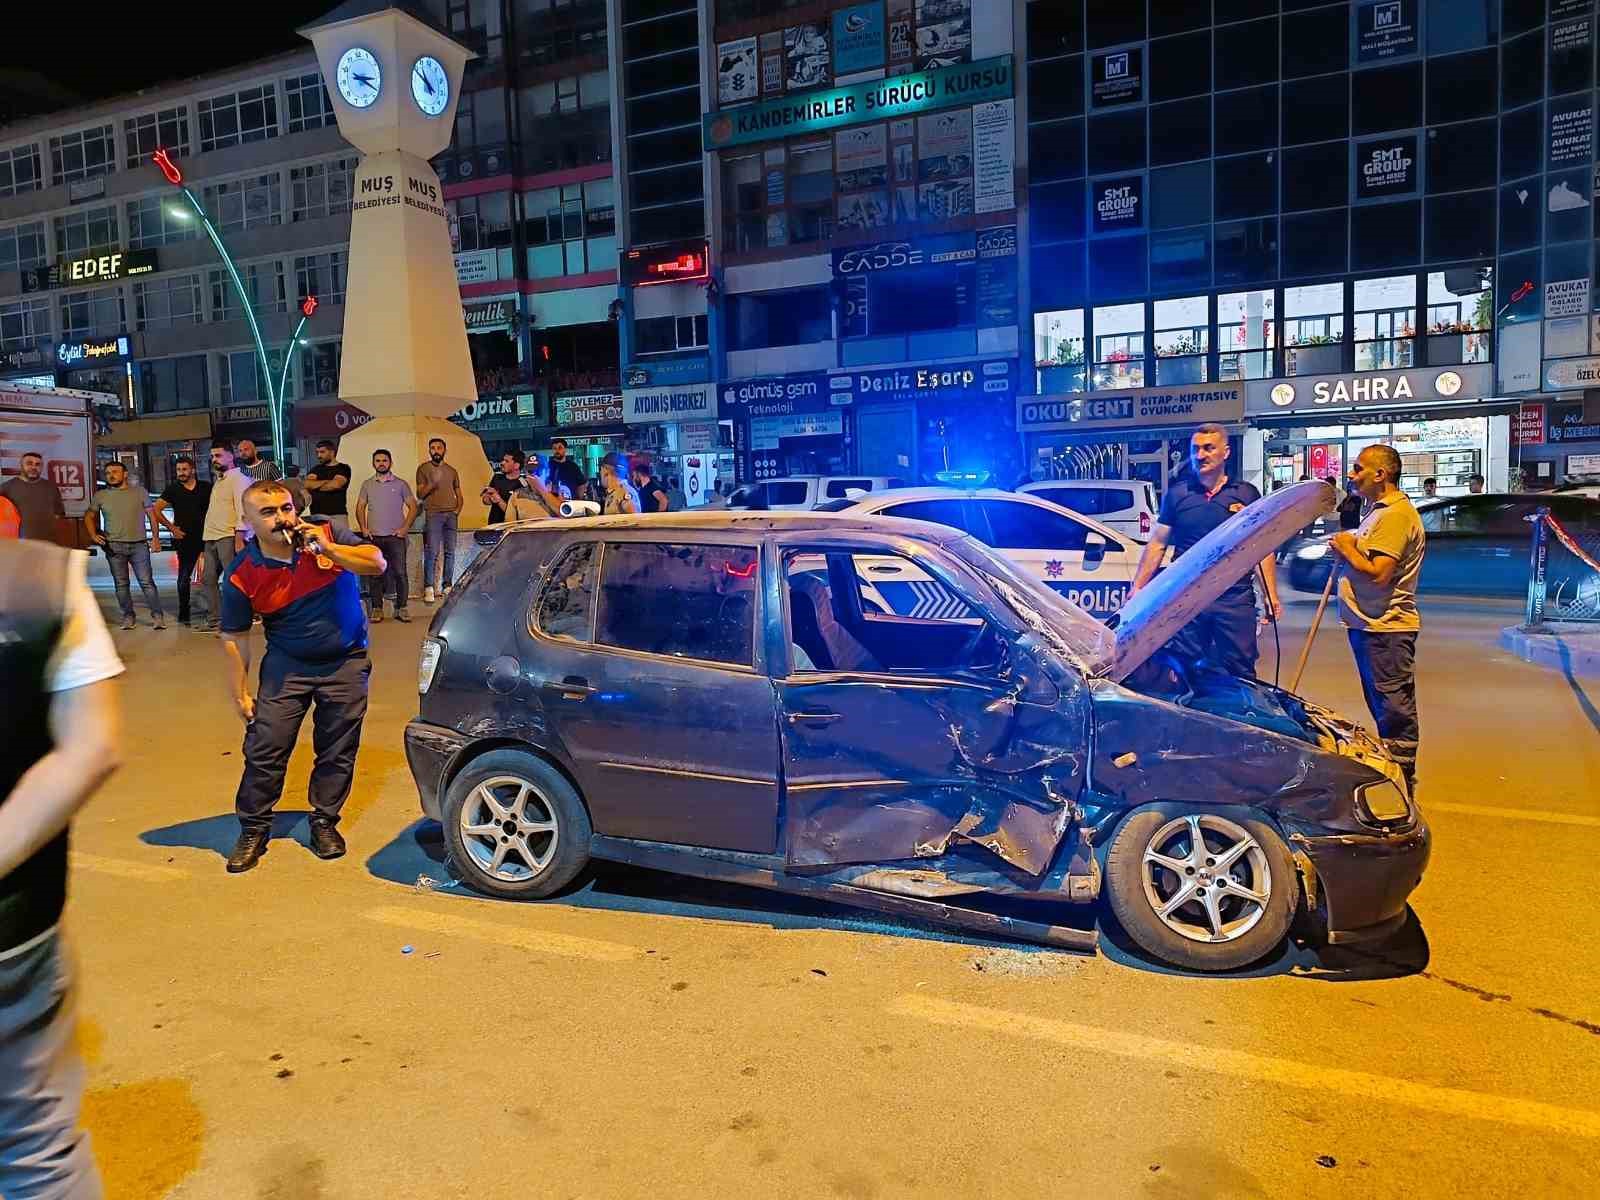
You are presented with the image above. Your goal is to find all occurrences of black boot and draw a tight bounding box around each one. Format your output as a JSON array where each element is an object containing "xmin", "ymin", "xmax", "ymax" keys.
[
  {"xmin": 308, "ymin": 820, "xmax": 346, "ymax": 860},
  {"xmin": 227, "ymin": 827, "xmax": 270, "ymax": 873}
]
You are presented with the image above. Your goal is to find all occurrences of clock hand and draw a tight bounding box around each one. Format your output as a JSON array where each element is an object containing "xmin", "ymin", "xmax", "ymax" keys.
[{"xmin": 353, "ymin": 73, "xmax": 376, "ymax": 87}]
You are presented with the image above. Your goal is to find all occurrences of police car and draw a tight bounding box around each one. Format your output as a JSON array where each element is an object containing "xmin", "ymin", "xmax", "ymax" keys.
[{"xmin": 817, "ymin": 484, "xmax": 1139, "ymax": 618}]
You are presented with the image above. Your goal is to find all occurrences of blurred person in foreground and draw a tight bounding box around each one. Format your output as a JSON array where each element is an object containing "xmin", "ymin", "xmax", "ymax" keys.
[
  {"xmin": 0, "ymin": 522, "xmax": 122, "ymax": 1198},
  {"xmin": 218, "ymin": 481, "xmax": 385, "ymax": 873}
]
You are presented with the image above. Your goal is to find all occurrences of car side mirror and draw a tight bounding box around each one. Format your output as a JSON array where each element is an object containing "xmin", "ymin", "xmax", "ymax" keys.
[{"xmin": 1083, "ymin": 533, "xmax": 1107, "ymax": 563}]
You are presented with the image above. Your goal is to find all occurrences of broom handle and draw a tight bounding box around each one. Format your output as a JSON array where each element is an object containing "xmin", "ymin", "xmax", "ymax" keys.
[{"xmin": 1290, "ymin": 565, "xmax": 1337, "ymax": 693}]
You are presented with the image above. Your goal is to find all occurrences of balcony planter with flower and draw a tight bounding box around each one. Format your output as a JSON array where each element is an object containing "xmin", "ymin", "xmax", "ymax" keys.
[
  {"xmin": 1037, "ymin": 342, "xmax": 1086, "ymax": 392},
  {"xmin": 1426, "ymin": 320, "xmax": 1486, "ymax": 366},
  {"xmin": 1156, "ymin": 335, "xmax": 1206, "ymax": 384},
  {"xmin": 1286, "ymin": 333, "xmax": 1342, "ymax": 376}
]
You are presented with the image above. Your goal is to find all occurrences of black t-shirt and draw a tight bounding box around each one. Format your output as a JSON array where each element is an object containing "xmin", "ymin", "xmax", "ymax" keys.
[
  {"xmin": 1157, "ymin": 476, "xmax": 1263, "ymax": 601},
  {"xmin": 547, "ymin": 457, "xmax": 586, "ymax": 498},
  {"xmin": 158, "ymin": 479, "xmax": 212, "ymax": 542},
  {"xmin": 636, "ymin": 475, "xmax": 670, "ymax": 512},
  {"xmin": 486, "ymin": 472, "xmax": 518, "ymax": 522},
  {"xmin": 306, "ymin": 462, "xmax": 352, "ymax": 516}
]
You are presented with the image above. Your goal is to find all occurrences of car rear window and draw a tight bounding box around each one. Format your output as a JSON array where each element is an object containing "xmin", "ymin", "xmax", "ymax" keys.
[
  {"xmin": 768, "ymin": 482, "xmax": 810, "ymax": 505},
  {"xmin": 971, "ymin": 500, "xmax": 1091, "ymax": 551},
  {"xmin": 824, "ymin": 478, "xmax": 874, "ymax": 498},
  {"xmin": 880, "ymin": 499, "xmax": 972, "ymax": 531},
  {"xmin": 595, "ymin": 542, "xmax": 758, "ymax": 666},
  {"xmin": 533, "ymin": 543, "xmax": 598, "ymax": 642},
  {"xmin": 1034, "ymin": 486, "xmax": 1134, "ymax": 516}
]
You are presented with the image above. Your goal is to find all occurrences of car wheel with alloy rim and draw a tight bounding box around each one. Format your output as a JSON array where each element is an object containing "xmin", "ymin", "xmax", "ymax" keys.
[{"xmin": 442, "ymin": 749, "xmax": 591, "ymax": 899}]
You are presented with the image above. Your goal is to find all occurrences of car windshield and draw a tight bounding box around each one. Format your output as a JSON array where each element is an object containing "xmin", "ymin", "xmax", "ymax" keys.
[{"xmin": 942, "ymin": 534, "xmax": 1114, "ymax": 675}]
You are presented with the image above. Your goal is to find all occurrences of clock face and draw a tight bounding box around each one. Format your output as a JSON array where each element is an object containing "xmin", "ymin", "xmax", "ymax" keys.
[
  {"xmin": 336, "ymin": 47, "xmax": 382, "ymax": 109},
  {"xmin": 412, "ymin": 55, "xmax": 450, "ymax": 117}
]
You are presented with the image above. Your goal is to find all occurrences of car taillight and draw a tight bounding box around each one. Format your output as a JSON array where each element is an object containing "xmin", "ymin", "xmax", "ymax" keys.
[
  {"xmin": 1140, "ymin": 511, "xmax": 1152, "ymax": 534},
  {"xmin": 419, "ymin": 637, "xmax": 444, "ymax": 694}
]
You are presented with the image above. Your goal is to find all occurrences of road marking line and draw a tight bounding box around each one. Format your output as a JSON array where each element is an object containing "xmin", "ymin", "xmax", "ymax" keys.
[
  {"xmin": 69, "ymin": 852, "xmax": 188, "ymax": 882},
  {"xmin": 1427, "ymin": 801, "xmax": 1600, "ymax": 828},
  {"xmin": 888, "ymin": 994, "xmax": 1600, "ymax": 1140},
  {"xmin": 363, "ymin": 905, "xmax": 640, "ymax": 963}
]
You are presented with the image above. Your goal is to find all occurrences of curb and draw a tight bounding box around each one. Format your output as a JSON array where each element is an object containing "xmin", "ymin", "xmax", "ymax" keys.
[{"xmin": 1499, "ymin": 625, "xmax": 1600, "ymax": 678}]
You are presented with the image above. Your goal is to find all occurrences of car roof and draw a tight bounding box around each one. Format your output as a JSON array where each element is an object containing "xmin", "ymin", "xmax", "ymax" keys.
[
  {"xmin": 838, "ymin": 486, "xmax": 1128, "ymax": 539},
  {"xmin": 1021, "ymin": 479, "xmax": 1145, "ymax": 490},
  {"xmin": 497, "ymin": 509, "xmax": 972, "ymax": 543}
]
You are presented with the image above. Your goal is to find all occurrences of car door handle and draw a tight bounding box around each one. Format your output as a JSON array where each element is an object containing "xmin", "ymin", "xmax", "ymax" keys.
[
  {"xmin": 788, "ymin": 709, "xmax": 843, "ymax": 725},
  {"xmin": 542, "ymin": 677, "xmax": 597, "ymax": 701},
  {"xmin": 867, "ymin": 565, "xmax": 900, "ymax": 574}
]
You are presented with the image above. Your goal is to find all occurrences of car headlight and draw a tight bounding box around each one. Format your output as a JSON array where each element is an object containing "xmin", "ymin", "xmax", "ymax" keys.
[
  {"xmin": 1296, "ymin": 543, "xmax": 1329, "ymax": 560},
  {"xmin": 419, "ymin": 637, "xmax": 443, "ymax": 694},
  {"xmin": 1356, "ymin": 779, "xmax": 1409, "ymax": 823}
]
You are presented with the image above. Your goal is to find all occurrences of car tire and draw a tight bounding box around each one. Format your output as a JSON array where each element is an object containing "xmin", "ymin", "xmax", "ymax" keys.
[
  {"xmin": 442, "ymin": 749, "xmax": 592, "ymax": 900},
  {"xmin": 1104, "ymin": 804, "xmax": 1297, "ymax": 972}
]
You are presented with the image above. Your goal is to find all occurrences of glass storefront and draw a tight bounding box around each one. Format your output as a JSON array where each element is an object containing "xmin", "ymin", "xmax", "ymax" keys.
[{"xmin": 1264, "ymin": 418, "xmax": 1490, "ymax": 501}]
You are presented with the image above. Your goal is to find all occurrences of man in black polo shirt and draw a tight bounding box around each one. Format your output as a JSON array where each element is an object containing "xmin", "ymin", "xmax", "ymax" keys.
[
  {"xmin": 304, "ymin": 440, "xmax": 353, "ymax": 536},
  {"xmin": 150, "ymin": 455, "xmax": 213, "ymax": 627},
  {"xmin": 1130, "ymin": 423, "xmax": 1284, "ymax": 678}
]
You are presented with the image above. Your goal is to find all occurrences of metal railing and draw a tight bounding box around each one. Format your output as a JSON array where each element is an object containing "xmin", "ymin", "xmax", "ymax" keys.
[{"xmin": 1524, "ymin": 506, "xmax": 1600, "ymax": 627}]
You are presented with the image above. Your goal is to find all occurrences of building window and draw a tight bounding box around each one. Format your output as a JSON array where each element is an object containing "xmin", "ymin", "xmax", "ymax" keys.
[
  {"xmin": 0, "ymin": 142, "xmax": 42, "ymax": 197},
  {"xmin": 211, "ymin": 260, "xmax": 287, "ymax": 321},
  {"xmin": 0, "ymin": 221, "xmax": 47, "ymax": 276},
  {"xmin": 1284, "ymin": 282, "xmax": 1345, "ymax": 376},
  {"xmin": 53, "ymin": 206, "xmax": 119, "ymax": 258},
  {"xmin": 139, "ymin": 355, "xmax": 209, "ymax": 414},
  {"xmin": 124, "ymin": 107, "xmax": 189, "ymax": 169},
  {"xmin": 218, "ymin": 350, "xmax": 271, "ymax": 407},
  {"xmin": 284, "ymin": 73, "xmax": 336, "ymax": 133},
  {"xmin": 1034, "ymin": 308, "xmax": 1086, "ymax": 393},
  {"xmin": 1091, "ymin": 303, "xmax": 1145, "ymax": 389},
  {"xmin": 453, "ymin": 87, "xmax": 509, "ymax": 153},
  {"xmin": 1217, "ymin": 289, "xmax": 1276, "ymax": 380},
  {"xmin": 289, "ymin": 157, "xmax": 356, "ymax": 222},
  {"xmin": 126, "ymin": 196, "xmax": 197, "ymax": 250},
  {"xmin": 1425, "ymin": 268, "xmax": 1492, "ymax": 365},
  {"xmin": 450, "ymin": 0, "xmax": 506, "ymax": 64},
  {"xmin": 198, "ymin": 86, "xmax": 279, "ymax": 152},
  {"xmin": 727, "ymin": 289, "xmax": 828, "ymax": 352},
  {"xmin": 516, "ymin": 71, "xmax": 611, "ymax": 173},
  {"xmin": 635, "ymin": 314, "xmax": 710, "ymax": 356},
  {"xmin": 58, "ymin": 288, "xmax": 125, "ymax": 342},
  {"xmin": 789, "ymin": 140, "xmax": 836, "ymax": 246},
  {"xmin": 1154, "ymin": 295, "xmax": 1208, "ymax": 384},
  {"xmin": 522, "ymin": 180, "xmax": 616, "ymax": 278},
  {"xmin": 0, "ymin": 297, "xmax": 51, "ymax": 350},
  {"xmin": 294, "ymin": 251, "xmax": 346, "ymax": 307},
  {"xmin": 204, "ymin": 173, "xmax": 283, "ymax": 234},
  {"xmin": 50, "ymin": 126, "xmax": 116, "ymax": 184},
  {"xmin": 300, "ymin": 341, "xmax": 342, "ymax": 398},
  {"xmin": 450, "ymin": 191, "xmax": 515, "ymax": 251},
  {"xmin": 134, "ymin": 273, "xmax": 203, "ymax": 330},
  {"xmin": 1354, "ymin": 275, "xmax": 1416, "ymax": 371}
]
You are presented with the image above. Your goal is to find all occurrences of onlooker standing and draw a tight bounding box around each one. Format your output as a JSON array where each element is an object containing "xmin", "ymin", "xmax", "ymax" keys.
[
  {"xmin": 1467, "ymin": 473, "xmax": 1485, "ymax": 494},
  {"xmin": 1338, "ymin": 479, "xmax": 1364, "ymax": 530},
  {"xmin": 506, "ymin": 455, "xmax": 564, "ymax": 522},
  {"xmin": 85, "ymin": 462, "xmax": 166, "ymax": 630},
  {"xmin": 304, "ymin": 440, "xmax": 353, "ymax": 536},
  {"xmin": 236, "ymin": 438, "xmax": 282, "ymax": 484},
  {"xmin": 0, "ymin": 534, "xmax": 123, "ymax": 1199},
  {"xmin": 1421, "ymin": 477, "xmax": 1438, "ymax": 498},
  {"xmin": 480, "ymin": 450, "xmax": 524, "ymax": 523},
  {"xmin": 0, "ymin": 452, "xmax": 65, "ymax": 543},
  {"xmin": 666, "ymin": 475, "xmax": 688, "ymax": 512},
  {"xmin": 599, "ymin": 453, "xmax": 640, "ymax": 515},
  {"xmin": 1329, "ymin": 444, "xmax": 1427, "ymax": 791},
  {"xmin": 545, "ymin": 438, "xmax": 587, "ymax": 501},
  {"xmin": 355, "ymin": 449, "xmax": 417, "ymax": 623},
  {"xmin": 217, "ymin": 481, "xmax": 386, "ymax": 873},
  {"xmin": 415, "ymin": 437, "xmax": 463, "ymax": 604},
  {"xmin": 632, "ymin": 456, "xmax": 670, "ymax": 513},
  {"xmin": 150, "ymin": 456, "xmax": 213, "ymax": 628},
  {"xmin": 200, "ymin": 440, "xmax": 254, "ymax": 633}
]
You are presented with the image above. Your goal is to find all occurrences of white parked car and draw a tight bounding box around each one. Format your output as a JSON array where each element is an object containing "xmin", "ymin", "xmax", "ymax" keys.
[
  {"xmin": 727, "ymin": 475, "xmax": 907, "ymax": 511},
  {"xmin": 1017, "ymin": 479, "xmax": 1160, "ymax": 542},
  {"xmin": 819, "ymin": 487, "xmax": 1139, "ymax": 618}
]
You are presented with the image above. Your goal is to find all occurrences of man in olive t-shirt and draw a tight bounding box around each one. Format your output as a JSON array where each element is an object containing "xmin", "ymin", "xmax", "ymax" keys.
[
  {"xmin": 0, "ymin": 452, "xmax": 65, "ymax": 542},
  {"xmin": 86, "ymin": 462, "xmax": 167, "ymax": 630},
  {"xmin": 1330, "ymin": 444, "xmax": 1427, "ymax": 789},
  {"xmin": 415, "ymin": 436, "xmax": 463, "ymax": 603}
]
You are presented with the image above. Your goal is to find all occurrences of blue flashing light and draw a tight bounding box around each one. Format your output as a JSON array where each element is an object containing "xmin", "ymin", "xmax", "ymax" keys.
[{"xmin": 934, "ymin": 469, "xmax": 991, "ymax": 489}]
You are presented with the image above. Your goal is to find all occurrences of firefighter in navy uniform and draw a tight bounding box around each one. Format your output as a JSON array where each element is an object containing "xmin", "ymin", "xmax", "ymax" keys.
[
  {"xmin": 1129, "ymin": 423, "xmax": 1285, "ymax": 677},
  {"xmin": 0, "ymin": 535, "xmax": 123, "ymax": 1199}
]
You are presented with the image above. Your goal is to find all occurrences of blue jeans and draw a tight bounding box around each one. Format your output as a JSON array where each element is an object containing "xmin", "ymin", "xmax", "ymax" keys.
[
  {"xmin": 423, "ymin": 511, "xmax": 458, "ymax": 590},
  {"xmin": 104, "ymin": 540, "xmax": 163, "ymax": 621}
]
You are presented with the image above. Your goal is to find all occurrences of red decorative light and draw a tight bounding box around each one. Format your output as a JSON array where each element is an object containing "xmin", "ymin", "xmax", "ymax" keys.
[
  {"xmin": 1509, "ymin": 280, "xmax": 1535, "ymax": 306},
  {"xmin": 301, "ymin": 295, "xmax": 319, "ymax": 318},
  {"xmin": 724, "ymin": 560, "xmax": 757, "ymax": 578},
  {"xmin": 151, "ymin": 148, "xmax": 183, "ymax": 186}
]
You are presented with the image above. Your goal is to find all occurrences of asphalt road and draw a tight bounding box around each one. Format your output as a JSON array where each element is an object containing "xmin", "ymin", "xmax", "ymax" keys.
[{"xmin": 60, "ymin": 570, "xmax": 1600, "ymax": 1199}]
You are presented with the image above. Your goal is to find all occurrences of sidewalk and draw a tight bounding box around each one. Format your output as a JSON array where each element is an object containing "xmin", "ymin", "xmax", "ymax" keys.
[{"xmin": 1499, "ymin": 622, "xmax": 1600, "ymax": 678}]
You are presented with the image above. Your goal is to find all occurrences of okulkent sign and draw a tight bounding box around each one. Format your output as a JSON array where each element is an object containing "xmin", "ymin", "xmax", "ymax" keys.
[
  {"xmin": 702, "ymin": 55, "xmax": 1013, "ymax": 151},
  {"xmin": 1018, "ymin": 383, "xmax": 1245, "ymax": 433}
]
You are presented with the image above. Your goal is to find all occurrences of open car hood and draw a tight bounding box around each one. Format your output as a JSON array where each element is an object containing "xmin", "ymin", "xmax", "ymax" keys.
[{"xmin": 1110, "ymin": 479, "xmax": 1338, "ymax": 682}]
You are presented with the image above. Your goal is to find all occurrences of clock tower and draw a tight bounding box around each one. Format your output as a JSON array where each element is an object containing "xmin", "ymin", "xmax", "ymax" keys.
[{"xmin": 300, "ymin": 0, "xmax": 492, "ymax": 527}]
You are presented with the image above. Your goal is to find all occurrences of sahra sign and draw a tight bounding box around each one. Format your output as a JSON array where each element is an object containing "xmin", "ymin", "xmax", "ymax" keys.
[
  {"xmin": 1019, "ymin": 383, "xmax": 1245, "ymax": 433},
  {"xmin": 1247, "ymin": 365, "xmax": 1492, "ymax": 415}
]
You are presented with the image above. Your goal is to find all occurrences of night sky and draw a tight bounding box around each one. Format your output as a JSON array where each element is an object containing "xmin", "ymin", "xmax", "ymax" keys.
[{"xmin": 5, "ymin": 2, "xmax": 338, "ymax": 109}]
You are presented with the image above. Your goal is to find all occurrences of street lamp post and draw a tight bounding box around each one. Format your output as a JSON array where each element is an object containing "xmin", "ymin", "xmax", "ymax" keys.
[{"xmin": 152, "ymin": 148, "xmax": 314, "ymax": 465}]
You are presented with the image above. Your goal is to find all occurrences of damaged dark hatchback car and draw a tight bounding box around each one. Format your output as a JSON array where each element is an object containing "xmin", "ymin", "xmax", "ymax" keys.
[{"xmin": 404, "ymin": 485, "xmax": 1429, "ymax": 972}]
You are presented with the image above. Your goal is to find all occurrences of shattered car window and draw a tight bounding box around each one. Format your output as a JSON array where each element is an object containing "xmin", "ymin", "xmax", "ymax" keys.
[
  {"xmin": 943, "ymin": 535, "xmax": 1114, "ymax": 675},
  {"xmin": 596, "ymin": 541, "xmax": 758, "ymax": 666},
  {"xmin": 533, "ymin": 542, "xmax": 598, "ymax": 643}
]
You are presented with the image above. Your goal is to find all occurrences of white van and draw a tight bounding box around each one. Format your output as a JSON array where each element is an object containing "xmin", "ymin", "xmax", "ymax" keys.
[
  {"xmin": 727, "ymin": 475, "xmax": 907, "ymax": 511},
  {"xmin": 1017, "ymin": 479, "xmax": 1160, "ymax": 542}
]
